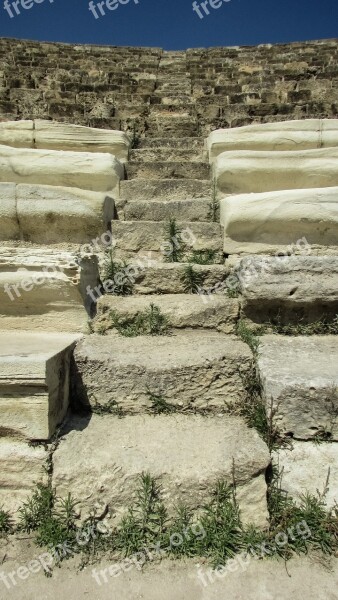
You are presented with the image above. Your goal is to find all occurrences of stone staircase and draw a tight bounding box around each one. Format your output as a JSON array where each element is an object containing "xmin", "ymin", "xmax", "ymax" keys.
[{"xmin": 0, "ymin": 41, "xmax": 337, "ymax": 529}]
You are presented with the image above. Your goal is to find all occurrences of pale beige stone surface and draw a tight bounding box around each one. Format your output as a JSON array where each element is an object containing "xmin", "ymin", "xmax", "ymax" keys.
[
  {"xmin": 73, "ymin": 331, "xmax": 253, "ymax": 412},
  {"xmin": 52, "ymin": 414, "xmax": 270, "ymax": 528},
  {"xmin": 258, "ymin": 335, "xmax": 338, "ymax": 440},
  {"xmin": 215, "ymin": 147, "xmax": 338, "ymax": 195},
  {"xmin": 208, "ymin": 119, "xmax": 338, "ymax": 161},
  {"xmin": 0, "ymin": 248, "xmax": 100, "ymax": 331},
  {"xmin": 272, "ymin": 442, "xmax": 338, "ymax": 508},
  {"xmin": 94, "ymin": 293, "xmax": 239, "ymax": 334},
  {"xmin": 0, "ymin": 120, "xmax": 130, "ymax": 161},
  {"xmin": 0, "ymin": 144, "xmax": 123, "ymax": 192},
  {"xmin": 0, "ymin": 440, "xmax": 47, "ymax": 515},
  {"xmin": 0, "ymin": 331, "xmax": 81, "ymax": 440},
  {"xmin": 0, "ymin": 183, "xmax": 19, "ymax": 240},
  {"xmin": 220, "ymin": 186, "xmax": 338, "ymax": 254},
  {"xmin": 238, "ymin": 255, "xmax": 338, "ymax": 324}
]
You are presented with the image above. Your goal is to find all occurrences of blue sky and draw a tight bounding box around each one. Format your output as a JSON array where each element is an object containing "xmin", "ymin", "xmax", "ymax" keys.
[{"xmin": 0, "ymin": 0, "xmax": 337, "ymax": 50}]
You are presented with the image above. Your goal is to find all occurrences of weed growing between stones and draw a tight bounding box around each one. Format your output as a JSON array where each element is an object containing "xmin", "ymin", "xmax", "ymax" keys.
[
  {"xmin": 90, "ymin": 396, "xmax": 124, "ymax": 417},
  {"xmin": 102, "ymin": 250, "xmax": 134, "ymax": 296},
  {"xmin": 3, "ymin": 471, "xmax": 338, "ymax": 575},
  {"xmin": 269, "ymin": 314, "xmax": 338, "ymax": 336},
  {"xmin": 105, "ymin": 304, "xmax": 170, "ymax": 337},
  {"xmin": 236, "ymin": 319, "xmax": 262, "ymax": 355},
  {"xmin": 0, "ymin": 508, "xmax": 12, "ymax": 537},
  {"xmin": 146, "ymin": 388, "xmax": 177, "ymax": 415},
  {"xmin": 163, "ymin": 217, "xmax": 186, "ymax": 263},
  {"xmin": 180, "ymin": 264, "xmax": 204, "ymax": 293},
  {"xmin": 187, "ymin": 249, "xmax": 218, "ymax": 265},
  {"xmin": 238, "ymin": 369, "xmax": 281, "ymax": 452},
  {"xmin": 208, "ymin": 182, "xmax": 220, "ymax": 223}
]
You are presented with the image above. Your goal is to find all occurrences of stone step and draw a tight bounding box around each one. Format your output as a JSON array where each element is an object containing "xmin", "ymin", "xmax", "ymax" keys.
[
  {"xmin": 124, "ymin": 262, "xmax": 230, "ymax": 295},
  {"xmin": 118, "ymin": 197, "xmax": 213, "ymax": 222},
  {"xmin": 0, "ymin": 248, "xmax": 100, "ymax": 331},
  {"xmin": 111, "ymin": 220, "xmax": 223, "ymax": 261},
  {"xmin": 0, "ymin": 439, "xmax": 47, "ymax": 516},
  {"xmin": 257, "ymin": 335, "xmax": 338, "ymax": 441},
  {"xmin": 272, "ymin": 442, "xmax": 338, "ymax": 509},
  {"xmin": 94, "ymin": 293, "xmax": 239, "ymax": 334},
  {"xmin": 72, "ymin": 330, "xmax": 253, "ymax": 414},
  {"xmin": 208, "ymin": 119, "xmax": 338, "ymax": 161},
  {"xmin": 237, "ymin": 256, "xmax": 338, "ymax": 324},
  {"xmin": 215, "ymin": 147, "xmax": 338, "ymax": 195},
  {"xmin": 0, "ymin": 119, "xmax": 130, "ymax": 162},
  {"xmin": 0, "ymin": 331, "xmax": 81, "ymax": 441},
  {"xmin": 0, "ymin": 182, "xmax": 116, "ymax": 244},
  {"xmin": 120, "ymin": 178, "xmax": 211, "ymax": 203},
  {"xmin": 145, "ymin": 115, "xmax": 199, "ymax": 137},
  {"xmin": 126, "ymin": 161, "xmax": 210, "ymax": 180},
  {"xmin": 0, "ymin": 144, "xmax": 123, "ymax": 193},
  {"xmin": 53, "ymin": 413, "xmax": 270, "ymax": 528},
  {"xmin": 220, "ymin": 187, "xmax": 338, "ymax": 255},
  {"xmin": 129, "ymin": 147, "xmax": 207, "ymax": 162},
  {"xmin": 138, "ymin": 137, "xmax": 204, "ymax": 151}
]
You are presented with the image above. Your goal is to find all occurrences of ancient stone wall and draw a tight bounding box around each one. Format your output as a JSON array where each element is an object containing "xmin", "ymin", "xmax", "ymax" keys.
[{"xmin": 0, "ymin": 37, "xmax": 337, "ymax": 138}]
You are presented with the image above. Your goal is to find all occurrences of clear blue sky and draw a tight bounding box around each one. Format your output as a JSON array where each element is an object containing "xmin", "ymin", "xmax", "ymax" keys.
[{"xmin": 0, "ymin": 0, "xmax": 337, "ymax": 50}]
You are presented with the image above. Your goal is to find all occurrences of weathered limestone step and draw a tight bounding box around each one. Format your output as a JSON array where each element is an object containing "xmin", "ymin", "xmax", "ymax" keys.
[
  {"xmin": 0, "ymin": 331, "xmax": 81, "ymax": 441},
  {"xmin": 112, "ymin": 221, "xmax": 223, "ymax": 260},
  {"xmin": 0, "ymin": 439, "xmax": 47, "ymax": 516},
  {"xmin": 238, "ymin": 256, "xmax": 338, "ymax": 324},
  {"xmin": 0, "ymin": 144, "xmax": 123, "ymax": 192},
  {"xmin": 220, "ymin": 187, "xmax": 338, "ymax": 255},
  {"xmin": 119, "ymin": 197, "xmax": 213, "ymax": 222},
  {"xmin": 53, "ymin": 414, "xmax": 270, "ymax": 528},
  {"xmin": 0, "ymin": 183, "xmax": 116, "ymax": 244},
  {"xmin": 126, "ymin": 161, "xmax": 210, "ymax": 180},
  {"xmin": 257, "ymin": 335, "xmax": 338, "ymax": 440},
  {"xmin": 72, "ymin": 330, "xmax": 252, "ymax": 412},
  {"xmin": 129, "ymin": 262, "xmax": 230, "ymax": 295},
  {"xmin": 215, "ymin": 147, "xmax": 338, "ymax": 195},
  {"xmin": 272, "ymin": 442, "xmax": 338, "ymax": 508},
  {"xmin": 129, "ymin": 148, "xmax": 206, "ymax": 162},
  {"xmin": 0, "ymin": 120, "xmax": 130, "ymax": 162},
  {"xmin": 138, "ymin": 137, "xmax": 204, "ymax": 151},
  {"xmin": 145, "ymin": 115, "xmax": 199, "ymax": 137},
  {"xmin": 0, "ymin": 248, "xmax": 99, "ymax": 331},
  {"xmin": 94, "ymin": 294, "xmax": 239, "ymax": 334},
  {"xmin": 208, "ymin": 119, "xmax": 338, "ymax": 160},
  {"xmin": 120, "ymin": 178, "xmax": 211, "ymax": 202}
]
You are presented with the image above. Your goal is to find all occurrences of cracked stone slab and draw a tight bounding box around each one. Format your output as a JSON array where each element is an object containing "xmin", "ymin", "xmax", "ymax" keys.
[
  {"xmin": 52, "ymin": 414, "xmax": 270, "ymax": 529},
  {"xmin": 0, "ymin": 331, "xmax": 81, "ymax": 440},
  {"xmin": 72, "ymin": 330, "xmax": 253, "ymax": 413},
  {"xmin": 257, "ymin": 335, "xmax": 338, "ymax": 440},
  {"xmin": 272, "ymin": 441, "xmax": 338, "ymax": 508}
]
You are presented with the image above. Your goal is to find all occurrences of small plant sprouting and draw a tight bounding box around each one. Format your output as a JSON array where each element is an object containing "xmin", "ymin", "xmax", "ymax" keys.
[
  {"xmin": 90, "ymin": 395, "xmax": 124, "ymax": 417},
  {"xmin": 146, "ymin": 387, "xmax": 177, "ymax": 415},
  {"xmin": 269, "ymin": 314, "xmax": 338, "ymax": 336},
  {"xmin": 102, "ymin": 250, "xmax": 134, "ymax": 297},
  {"xmin": 180, "ymin": 264, "xmax": 204, "ymax": 294},
  {"xmin": 108, "ymin": 304, "xmax": 170, "ymax": 337},
  {"xmin": 187, "ymin": 249, "xmax": 218, "ymax": 265},
  {"xmin": 0, "ymin": 507, "xmax": 12, "ymax": 536},
  {"xmin": 236, "ymin": 320, "xmax": 262, "ymax": 355},
  {"xmin": 130, "ymin": 121, "xmax": 141, "ymax": 150},
  {"xmin": 207, "ymin": 181, "xmax": 220, "ymax": 223},
  {"xmin": 163, "ymin": 217, "xmax": 186, "ymax": 263}
]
